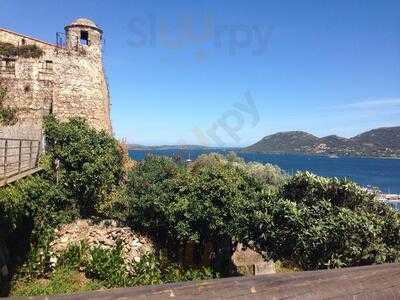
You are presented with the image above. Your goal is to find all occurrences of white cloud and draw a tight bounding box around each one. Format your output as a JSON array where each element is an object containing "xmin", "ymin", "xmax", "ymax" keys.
[
  {"xmin": 308, "ymin": 97, "xmax": 400, "ymax": 138},
  {"xmin": 324, "ymin": 98, "xmax": 400, "ymax": 111}
]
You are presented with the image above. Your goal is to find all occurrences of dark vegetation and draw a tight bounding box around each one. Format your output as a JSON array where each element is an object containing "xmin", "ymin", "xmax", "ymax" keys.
[
  {"xmin": 0, "ymin": 42, "xmax": 44, "ymax": 59},
  {"xmin": 42, "ymin": 116, "xmax": 125, "ymax": 216},
  {"xmin": 0, "ymin": 87, "xmax": 18, "ymax": 126},
  {"xmin": 1, "ymin": 116, "xmax": 400, "ymax": 297},
  {"xmin": 244, "ymin": 127, "xmax": 400, "ymax": 158}
]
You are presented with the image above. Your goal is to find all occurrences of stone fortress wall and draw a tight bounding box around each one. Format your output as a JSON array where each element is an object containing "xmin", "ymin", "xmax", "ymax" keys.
[{"xmin": 0, "ymin": 18, "xmax": 112, "ymax": 134}]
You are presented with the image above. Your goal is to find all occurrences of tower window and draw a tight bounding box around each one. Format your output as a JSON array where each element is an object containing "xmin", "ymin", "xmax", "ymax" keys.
[
  {"xmin": 21, "ymin": 38, "xmax": 26, "ymax": 46},
  {"xmin": 45, "ymin": 60, "xmax": 53, "ymax": 71},
  {"xmin": 80, "ymin": 31, "xmax": 89, "ymax": 45}
]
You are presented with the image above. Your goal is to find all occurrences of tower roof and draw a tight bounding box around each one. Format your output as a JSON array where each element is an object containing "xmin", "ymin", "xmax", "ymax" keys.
[
  {"xmin": 65, "ymin": 18, "xmax": 102, "ymax": 33},
  {"xmin": 70, "ymin": 18, "xmax": 98, "ymax": 27}
]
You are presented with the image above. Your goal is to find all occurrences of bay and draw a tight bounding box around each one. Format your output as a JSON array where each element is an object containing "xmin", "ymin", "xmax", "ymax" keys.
[{"xmin": 129, "ymin": 149, "xmax": 400, "ymax": 194}]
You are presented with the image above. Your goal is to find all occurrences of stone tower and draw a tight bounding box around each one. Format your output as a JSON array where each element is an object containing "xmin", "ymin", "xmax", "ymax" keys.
[
  {"xmin": 65, "ymin": 18, "xmax": 103, "ymax": 55},
  {"xmin": 0, "ymin": 18, "xmax": 112, "ymax": 134}
]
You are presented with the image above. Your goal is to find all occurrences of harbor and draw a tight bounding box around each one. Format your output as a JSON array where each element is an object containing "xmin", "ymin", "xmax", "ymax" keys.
[{"xmin": 378, "ymin": 193, "xmax": 400, "ymax": 210}]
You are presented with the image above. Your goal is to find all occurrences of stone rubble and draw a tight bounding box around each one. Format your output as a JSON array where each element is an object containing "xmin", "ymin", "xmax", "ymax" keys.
[
  {"xmin": 232, "ymin": 243, "xmax": 275, "ymax": 275},
  {"xmin": 50, "ymin": 219, "xmax": 154, "ymax": 265}
]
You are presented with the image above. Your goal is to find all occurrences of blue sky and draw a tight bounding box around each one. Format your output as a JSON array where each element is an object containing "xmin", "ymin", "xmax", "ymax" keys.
[{"xmin": 1, "ymin": 1, "xmax": 399, "ymax": 146}]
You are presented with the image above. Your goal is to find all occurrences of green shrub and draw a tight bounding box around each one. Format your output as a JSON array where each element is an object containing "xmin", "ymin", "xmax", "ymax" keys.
[
  {"xmin": 11, "ymin": 237, "xmax": 218, "ymax": 296},
  {"xmin": 0, "ymin": 175, "xmax": 75, "ymax": 241},
  {"xmin": 42, "ymin": 115, "xmax": 125, "ymax": 215},
  {"xmin": 18, "ymin": 45, "xmax": 44, "ymax": 59},
  {"xmin": 57, "ymin": 243, "xmax": 217, "ymax": 290},
  {"xmin": 0, "ymin": 106, "xmax": 18, "ymax": 126},
  {"xmin": 0, "ymin": 42, "xmax": 44, "ymax": 58},
  {"xmin": 60, "ymin": 242, "xmax": 160, "ymax": 288},
  {"xmin": 0, "ymin": 86, "xmax": 18, "ymax": 126},
  {"xmin": 74, "ymin": 154, "xmax": 400, "ymax": 272},
  {"xmin": 11, "ymin": 267, "xmax": 102, "ymax": 297},
  {"xmin": 245, "ymin": 172, "xmax": 400, "ymax": 270},
  {"xmin": 2, "ymin": 116, "xmax": 126, "ymax": 294},
  {"xmin": 0, "ymin": 43, "xmax": 18, "ymax": 57},
  {"xmin": 190, "ymin": 152, "xmax": 286, "ymax": 189},
  {"xmin": 131, "ymin": 253, "xmax": 217, "ymax": 285},
  {"xmin": 95, "ymin": 186, "xmax": 132, "ymax": 221},
  {"xmin": 126, "ymin": 154, "xmax": 264, "ymax": 244},
  {"xmin": 186, "ymin": 157, "xmax": 264, "ymax": 244},
  {"xmin": 0, "ymin": 175, "xmax": 77, "ymax": 280},
  {"xmin": 123, "ymin": 154, "xmax": 266, "ymax": 273},
  {"xmin": 161, "ymin": 261, "xmax": 217, "ymax": 283},
  {"xmin": 122, "ymin": 156, "xmax": 184, "ymax": 242},
  {"xmin": 57, "ymin": 242, "xmax": 90, "ymax": 270},
  {"xmin": 85, "ymin": 241, "xmax": 130, "ymax": 288},
  {"xmin": 241, "ymin": 162, "xmax": 287, "ymax": 188},
  {"xmin": 128, "ymin": 254, "xmax": 162, "ymax": 286},
  {"xmin": 281, "ymin": 171, "xmax": 375, "ymax": 208},
  {"xmin": 92, "ymin": 250, "xmax": 216, "ymax": 287}
]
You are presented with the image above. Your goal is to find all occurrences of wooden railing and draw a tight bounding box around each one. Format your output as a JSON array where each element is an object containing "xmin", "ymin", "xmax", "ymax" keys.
[
  {"xmin": 0, "ymin": 137, "xmax": 42, "ymax": 186},
  {"xmin": 29, "ymin": 263, "xmax": 400, "ymax": 300}
]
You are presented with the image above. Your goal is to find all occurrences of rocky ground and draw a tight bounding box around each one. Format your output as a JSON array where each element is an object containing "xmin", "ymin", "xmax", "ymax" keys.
[
  {"xmin": 49, "ymin": 219, "xmax": 275, "ymax": 276},
  {"xmin": 232, "ymin": 243, "xmax": 275, "ymax": 275},
  {"xmin": 50, "ymin": 219, "xmax": 154, "ymax": 265}
]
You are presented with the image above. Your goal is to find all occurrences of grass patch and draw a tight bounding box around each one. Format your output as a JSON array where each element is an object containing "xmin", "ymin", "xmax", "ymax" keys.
[
  {"xmin": 273, "ymin": 261, "xmax": 302, "ymax": 273},
  {"xmin": 11, "ymin": 267, "xmax": 103, "ymax": 297}
]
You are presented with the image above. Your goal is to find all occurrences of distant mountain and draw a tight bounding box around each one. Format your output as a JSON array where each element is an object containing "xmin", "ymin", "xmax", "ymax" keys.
[
  {"xmin": 245, "ymin": 131, "xmax": 319, "ymax": 154},
  {"xmin": 352, "ymin": 127, "xmax": 400, "ymax": 150},
  {"xmin": 243, "ymin": 127, "xmax": 400, "ymax": 158}
]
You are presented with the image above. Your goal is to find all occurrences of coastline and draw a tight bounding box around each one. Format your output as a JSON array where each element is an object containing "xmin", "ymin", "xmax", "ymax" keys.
[
  {"xmin": 128, "ymin": 146, "xmax": 400, "ymax": 160},
  {"xmin": 238, "ymin": 150, "xmax": 400, "ymax": 160}
]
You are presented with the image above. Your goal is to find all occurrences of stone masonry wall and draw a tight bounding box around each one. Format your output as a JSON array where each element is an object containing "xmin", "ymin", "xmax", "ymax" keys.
[
  {"xmin": 52, "ymin": 49, "xmax": 111, "ymax": 132},
  {"xmin": 0, "ymin": 25, "xmax": 112, "ymax": 133}
]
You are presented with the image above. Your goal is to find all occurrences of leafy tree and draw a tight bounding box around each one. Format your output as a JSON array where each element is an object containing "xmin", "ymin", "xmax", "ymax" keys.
[
  {"xmin": 122, "ymin": 156, "xmax": 186, "ymax": 247},
  {"xmin": 190, "ymin": 152, "xmax": 286, "ymax": 189},
  {"xmin": 42, "ymin": 115, "xmax": 125, "ymax": 215},
  {"xmin": 122, "ymin": 155, "xmax": 266, "ymax": 273},
  {"xmin": 0, "ymin": 176, "xmax": 76, "ymax": 286},
  {"xmin": 245, "ymin": 172, "xmax": 400, "ymax": 270}
]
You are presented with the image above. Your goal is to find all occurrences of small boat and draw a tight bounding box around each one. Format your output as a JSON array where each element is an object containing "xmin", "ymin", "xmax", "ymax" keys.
[
  {"xmin": 185, "ymin": 152, "xmax": 193, "ymax": 164},
  {"xmin": 328, "ymin": 155, "xmax": 339, "ymax": 159}
]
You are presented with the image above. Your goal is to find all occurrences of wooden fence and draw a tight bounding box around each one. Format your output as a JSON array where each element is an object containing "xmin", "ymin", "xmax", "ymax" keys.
[
  {"xmin": 0, "ymin": 137, "xmax": 42, "ymax": 186},
  {"xmin": 28, "ymin": 263, "xmax": 400, "ymax": 300}
]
